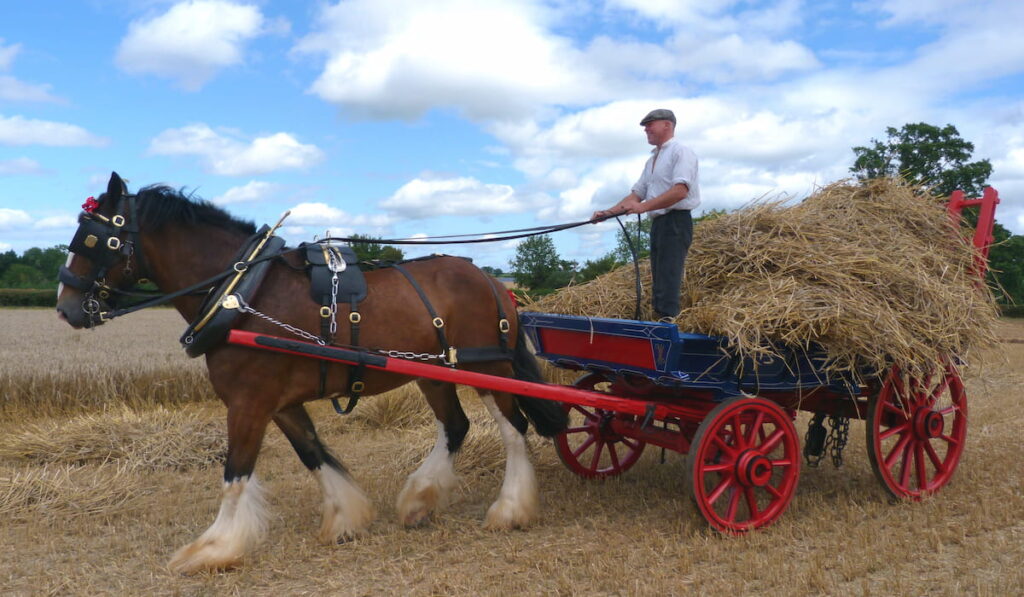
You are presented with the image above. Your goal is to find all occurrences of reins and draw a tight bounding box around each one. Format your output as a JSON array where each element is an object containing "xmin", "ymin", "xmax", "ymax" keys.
[{"xmin": 80, "ymin": 207, "xmax": 631, "ymax": 324}]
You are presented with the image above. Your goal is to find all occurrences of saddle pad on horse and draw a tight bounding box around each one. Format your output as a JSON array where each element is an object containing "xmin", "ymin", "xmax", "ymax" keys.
[{"xmin": 302, "ymin": 242, "xmax": 367, "ymax": 306}]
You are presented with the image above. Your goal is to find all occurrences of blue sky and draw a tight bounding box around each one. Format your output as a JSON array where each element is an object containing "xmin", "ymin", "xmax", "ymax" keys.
[{"xmin": 2, "ymin": 0, "xmax": 1023, "ymax": 271}]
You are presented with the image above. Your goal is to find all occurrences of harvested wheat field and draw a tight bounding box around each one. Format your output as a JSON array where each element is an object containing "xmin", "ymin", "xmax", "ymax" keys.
[{"xmin": 2, "ymin": 308, "xmax": 1023, "ymax": 596}]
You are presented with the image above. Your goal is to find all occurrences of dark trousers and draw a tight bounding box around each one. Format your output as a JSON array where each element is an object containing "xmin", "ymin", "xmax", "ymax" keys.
[{"xmin": 650, "ymin": 209, "xmax": 693, "ymax": 318}]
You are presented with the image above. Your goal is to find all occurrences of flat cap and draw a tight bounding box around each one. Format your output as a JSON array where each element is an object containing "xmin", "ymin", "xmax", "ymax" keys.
[{"xmin": 640, "ymin": 108, "xmax": 676, "ymax": 126}]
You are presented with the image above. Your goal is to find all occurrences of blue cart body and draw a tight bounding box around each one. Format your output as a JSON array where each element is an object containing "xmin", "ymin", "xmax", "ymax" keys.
[{"xmin": 520, "ymin": 312, "xmax": 862, "ymax": 400}]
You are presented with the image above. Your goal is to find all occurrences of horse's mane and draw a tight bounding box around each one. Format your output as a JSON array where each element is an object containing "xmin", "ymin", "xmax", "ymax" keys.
[{"xmin": 133, "ymin": 185, "xmax": 257, "ymax": 235}]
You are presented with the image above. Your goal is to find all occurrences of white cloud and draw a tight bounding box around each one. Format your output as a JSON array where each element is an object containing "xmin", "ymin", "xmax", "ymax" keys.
[
  {"xmin": 115, "ymin": 1, "xmax": 272, "ymax": 91},
  {"xmin": 0, "ymin": 208, "xmax": 31, "ymax": 231},
  {"xmin": 34, "ymin": 214, "xmax": 77, "ymax": 230},
  {"xmin": 380, "ymin": 176, "xmax": 545, "ymax": 219},
  {"xmin": 212, "ymin": 180, "xmax": 280, "ymax": 204},
  {"xmin": 295, "ymin": 0, "xmax": 607, "ymax": 120},
  {"xmin": 149, "ymin": 124, "xmax": 324, "ymax": 176},
  {"xmin": 0, "ymin": 157, "xmax": 46, "ymax": 175},
  {"xmin": 0, "ymin": 115, "xmax": 108, "ymax": 147},
  {"xmin": 287, "ymin": 202, "xmax": 394, "ymax": 233}
]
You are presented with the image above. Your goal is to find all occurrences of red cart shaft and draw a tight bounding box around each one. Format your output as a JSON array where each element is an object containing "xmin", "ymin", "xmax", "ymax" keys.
[{"xmin": 228, "ymin": 330, "xmax": 712, "ymax": 423}]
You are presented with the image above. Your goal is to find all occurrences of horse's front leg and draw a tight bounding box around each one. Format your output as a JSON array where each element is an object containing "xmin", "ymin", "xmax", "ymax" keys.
[
  {"xmin": 479, "ymin": 391, "xmax": 539, "ymax": 529},
  {"xmin": 168, "ymin": 403, "xmax": 272, "ymax": 574},
  {"xmin": 396, "ymin": 380, "xmax": 469, "ymax": 526},
  {"xmin": 273, "ymin": 403, "xmax": 375, "ymax": 543}
]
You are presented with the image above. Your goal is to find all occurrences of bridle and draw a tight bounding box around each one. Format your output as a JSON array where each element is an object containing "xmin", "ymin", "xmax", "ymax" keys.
[{"xmin": 59, "ymin": 189, "xmax": 154, "ymax": 327}]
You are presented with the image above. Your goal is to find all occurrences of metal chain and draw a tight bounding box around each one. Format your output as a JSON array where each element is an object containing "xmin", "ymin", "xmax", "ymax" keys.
[
  {"xmin": 828, "ymin": 415, "xmax": 850, "ymax": 468},
  {"xmin": 325, "ymin": 238, "xmax": 344, "ymax": 338},
  {"xmin": 232, "ymin": 293, "xmax": 447, "ymax": 362},
  {"xmin": 233, "ymin": 294, "xmax": 326, "ymax": 345},
  {"xmin": 375, "ymin": 348, "xmax": 447, "ymax": 362}
]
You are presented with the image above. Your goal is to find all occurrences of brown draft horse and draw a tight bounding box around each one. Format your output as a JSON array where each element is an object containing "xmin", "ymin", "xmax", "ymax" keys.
[{"xmin": 56, "ymin": 173, "xmax": 566, "ymax": 574}]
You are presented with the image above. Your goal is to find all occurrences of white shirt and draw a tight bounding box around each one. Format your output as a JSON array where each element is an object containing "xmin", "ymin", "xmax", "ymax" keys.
[{"xmin": 631, "ymin": 138, "xmax": 701, "ymax": 217}]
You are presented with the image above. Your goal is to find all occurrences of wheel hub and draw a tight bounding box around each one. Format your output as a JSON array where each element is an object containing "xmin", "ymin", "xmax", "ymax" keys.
[
  {"xmin": 912, "ymin": 408, "xmax": 944, "ymax": 439},
  {"xmin": 736, "ymin": 450, "xmax": 773, "ymax": 487}
]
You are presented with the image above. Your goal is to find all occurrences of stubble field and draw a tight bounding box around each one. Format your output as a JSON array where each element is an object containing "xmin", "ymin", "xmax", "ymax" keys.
[{"xmin": 1, "ymin": 308, "xmax": 1022, "ymax": 596}]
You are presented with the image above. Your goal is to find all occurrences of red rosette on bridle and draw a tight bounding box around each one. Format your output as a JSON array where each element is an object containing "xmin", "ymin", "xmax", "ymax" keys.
[{"xmin": 82, "ymin": 196, "xmax": 99, "ymax": 213}]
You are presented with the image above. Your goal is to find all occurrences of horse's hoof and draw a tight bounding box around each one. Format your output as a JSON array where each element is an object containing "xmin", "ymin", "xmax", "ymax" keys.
[
  {"xmin": 167, "ymin": 539, "xmax": 242, "ymax": 575},
  {"xmin": 483, "ymin": 498, "xmax": 534, "ymax": 530}
]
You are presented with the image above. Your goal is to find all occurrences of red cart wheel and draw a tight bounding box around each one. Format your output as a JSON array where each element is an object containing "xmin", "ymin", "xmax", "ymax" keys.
[
  {"xmin": 867, "ymin": 361, "xmax": 966, "ymax": 500},
  {"xmin": 554, "ymin": 373, "xmax": 647, "ymax": 479},
  {"xmin": 686, "ymin": 396, "xmax": 800, "ymax": 533}
]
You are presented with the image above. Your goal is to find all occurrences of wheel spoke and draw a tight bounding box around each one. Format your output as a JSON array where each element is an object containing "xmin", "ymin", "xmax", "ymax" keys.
[
  {"xmin": 725, "ymin": 487, "xmax": 741, "ymax": 522},
  {"xmin": 764, "ymin": 483, "xmax": 784, "ymax": 499},
  {"xmin": 730, "ymin": 414, "xmax": 747, "ymax": 450},
  {"xmin": 565, "ymin": 425, "xmax": 591, "ymax": 435},
  {"xmin": 622, "ymin": 438, "xmax": 642, "ymax": 451},
  {"xmin": 572, "ymin": 435, "xmax": 597, "ymax": 459},
  {"xmin": 898, "ymin": 441, "xmax": 913, "ymax": 487},
  {"xmin": 760, "ymin": 428, "xmax": 785, "ymax": 453},
  {"xmin": 914, "ymin": 442, "xmax": 928, "ymax": 490},
  {"xmin": 923, "ymin": 440, "xmax": 944, "ymax": 471},
  {"xmin": 746, "ymin": 412, "xmax": 766, "ymax": 445},
  {"xmin": 570, "ymin": 405, "xmax": 598, "ymax": 422},
  {"xmin": 883, "ymin": 432, "xmax": 913, "ymax": 470},
  {"xmin": 929, "ymin": 374, "xmax": 950, "ymax": 406},
  {"xmin": 883, "ymin": 400, "xmax": 911, "ymax": 421},
  {"xmin": 707, "ymin": 474, "xmax": 734, "ymax": 504},
  {"xmin": 744, "ymin": 487, "xmax": 759, "ymax": 520},
  {"xmin": 712, "ymin": 433, "xmax": 736, "ymax": 455},
  {"xmin": 589, "ymin": 440, "xmax": 605, "ymax": 471},
  {"xmin": 879, "ymin": 421, "xmax": 910, "ymax": 440},
  {"xmin": 608, "ymin": 442, "xmax": 621, "ymax": 470}
]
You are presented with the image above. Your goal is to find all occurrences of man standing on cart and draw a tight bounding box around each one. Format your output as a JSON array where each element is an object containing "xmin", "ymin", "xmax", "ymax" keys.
[{"xmin": 591, "ymin": 108, "xmax": 701, "ymax": 322}]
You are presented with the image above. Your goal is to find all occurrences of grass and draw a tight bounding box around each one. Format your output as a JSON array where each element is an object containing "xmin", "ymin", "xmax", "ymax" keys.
[{"xmin": 1, "ymin": 308, "xmax": 1022, "ymax": 595}]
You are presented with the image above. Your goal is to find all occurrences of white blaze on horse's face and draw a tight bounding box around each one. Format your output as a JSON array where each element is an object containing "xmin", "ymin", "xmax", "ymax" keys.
[{"xmin": 56, "ymin": 251, "xmax": 75, "ymax": 301}]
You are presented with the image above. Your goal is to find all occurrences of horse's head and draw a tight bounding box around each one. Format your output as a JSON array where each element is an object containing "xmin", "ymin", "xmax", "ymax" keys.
[{"xmin": 56, "ymin": 172, "xmax": 150, "ymax": 328}]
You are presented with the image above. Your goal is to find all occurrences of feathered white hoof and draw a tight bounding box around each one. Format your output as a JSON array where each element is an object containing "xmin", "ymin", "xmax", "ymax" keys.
[
  {"xmin": 168, "ymin": 477, "xmax": 267, "ymax": 574},
  {"xmin": 316, "ymin": 466, "xmax": 375, "ymax": 544}
]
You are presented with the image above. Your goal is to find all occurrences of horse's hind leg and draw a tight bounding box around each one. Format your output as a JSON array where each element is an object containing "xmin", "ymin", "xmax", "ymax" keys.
[
  {"xmin": 396, "ymin": 380, "xmax": 469, "ymax": 526},
  {"xmin": 478, "ymin": 390, "xmax": 539, "ymax": 529},
  {"xmin": 168, "ymin": 403, "xmax": 272, "ymax": 574},
  {"xmin": 272, "ymin": 403, "xmax": 374, "ymax": 543}
]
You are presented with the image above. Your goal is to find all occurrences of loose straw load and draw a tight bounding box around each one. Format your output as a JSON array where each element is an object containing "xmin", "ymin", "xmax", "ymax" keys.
[{"xmin": 528, "ymin": 178, "xmax": 1000, "ymax": 377}]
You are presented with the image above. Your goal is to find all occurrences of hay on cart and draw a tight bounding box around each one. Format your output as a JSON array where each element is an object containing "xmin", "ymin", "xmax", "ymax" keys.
[{"xmin": 527, "ymin": 178, "xmax": 1000, "ymax": 377}]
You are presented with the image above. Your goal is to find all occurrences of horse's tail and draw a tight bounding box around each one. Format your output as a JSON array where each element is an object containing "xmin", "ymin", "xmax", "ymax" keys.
[{"xmin": 512, "ymin": 320, "xmax": 568, "ymax": 437}]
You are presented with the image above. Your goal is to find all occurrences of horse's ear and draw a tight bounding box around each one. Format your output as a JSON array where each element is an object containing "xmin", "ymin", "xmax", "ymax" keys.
[{"xmin": 107, "ymin": 172, "xmax": 127, "ymax": 198}]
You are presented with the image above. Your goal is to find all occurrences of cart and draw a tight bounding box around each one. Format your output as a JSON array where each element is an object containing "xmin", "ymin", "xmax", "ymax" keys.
[{"xmin": 227, "ymin": 187, "xmax": 1000, "ymax": 534}]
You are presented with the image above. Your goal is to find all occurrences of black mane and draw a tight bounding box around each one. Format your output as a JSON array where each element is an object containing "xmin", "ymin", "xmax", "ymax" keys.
[{"xmin": 133, "ymin": 185, "xmax": 257, "ymax": 235}]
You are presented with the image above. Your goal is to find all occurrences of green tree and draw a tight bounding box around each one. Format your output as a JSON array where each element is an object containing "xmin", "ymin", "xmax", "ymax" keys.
[
  {"xmin": 346, "ymin": 234, "xmax": 405, "ymax": 263},
  {"xmin": 509, "ymin": 235, "xmax": 577, "ymax": 293},
  {"xmin": 576, "ymin": 253, "xmax": 619, "ymax": 283},
  {"xmin": 0, "ymin": 263, "xmax": 49, "ymax": 288},
  {"xmin": 481, "ymin": 265, "xmax": 504, "ymax": 277},
  {"xmin": 0, "ymin": 249, "xmax": 16, "ymax": 280},
  {"xmin": 613, "ymin": 217, "xmax": 651, "ymax": 262},
  {"xmin": 850, "ymin": 123, "xmax": 992, "ymax": 196}
]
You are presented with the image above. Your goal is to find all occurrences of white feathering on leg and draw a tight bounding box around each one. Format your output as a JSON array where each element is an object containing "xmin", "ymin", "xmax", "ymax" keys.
[
  {"xmin": 397, "ymin": 419, "xmax": 459, "ymax": 526},
  {"xmin": 168, "ymin": 475, "xmax": 268, "ymax": 574},
  {"xmin": 315, "ymin": 465, "xmax": 375, "ymax": 543},
  {"xmin": 481, "ymin": 395, "xmax": 538, "ymax": 529}
]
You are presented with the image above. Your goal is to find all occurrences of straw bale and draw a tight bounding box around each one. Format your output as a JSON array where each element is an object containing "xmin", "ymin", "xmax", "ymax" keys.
[{"xmin": 528, "ymin": 178, "xmax": 1000, "ymax": 376}]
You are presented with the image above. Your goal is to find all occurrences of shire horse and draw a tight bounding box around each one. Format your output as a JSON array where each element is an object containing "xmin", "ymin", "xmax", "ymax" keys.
[{"xmin": 56, "ymin": 173, "xmax": 566, "ymax": 574}]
